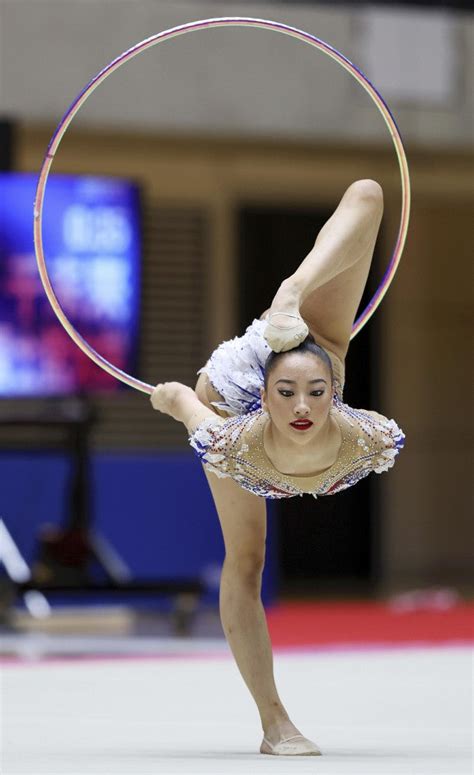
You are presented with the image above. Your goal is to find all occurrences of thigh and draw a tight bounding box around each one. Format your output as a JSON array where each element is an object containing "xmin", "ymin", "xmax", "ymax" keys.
[
  {"xmin": 195, "ymin": 374, "xmax": 267, "ymax": 559},
  {"xmin": 195, "ymin": 372, "xmax": 226, "ymax": 411},
  {"xmin": 299, "ymin": 218, "xmax": 382, "ymax": 361},
  {"xmin": 201, "ymin": 463, "xmax": 267, "ymax": 562}
]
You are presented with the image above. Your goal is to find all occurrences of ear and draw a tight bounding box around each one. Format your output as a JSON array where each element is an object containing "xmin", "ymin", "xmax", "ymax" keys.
[{"xmin": 260, "ymin": 386, "xmax": 267, "ymax": 412}]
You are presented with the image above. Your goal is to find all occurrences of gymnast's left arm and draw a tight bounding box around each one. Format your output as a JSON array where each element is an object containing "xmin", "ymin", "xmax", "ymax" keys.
[{"xmin": 150, "ymin": 381, "xmax": 218, "ymax": 433}]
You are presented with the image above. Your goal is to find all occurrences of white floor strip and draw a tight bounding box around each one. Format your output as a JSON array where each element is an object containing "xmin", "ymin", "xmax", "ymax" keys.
[{"xmin": 2, "ymin": 645, "xmax": 472, "ymax": 774}]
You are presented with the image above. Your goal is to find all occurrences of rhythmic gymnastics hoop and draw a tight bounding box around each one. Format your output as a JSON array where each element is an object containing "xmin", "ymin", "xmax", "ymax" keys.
[{"xmin": 34, "ymin": 17, "xmax": 411, "ymax": 395}]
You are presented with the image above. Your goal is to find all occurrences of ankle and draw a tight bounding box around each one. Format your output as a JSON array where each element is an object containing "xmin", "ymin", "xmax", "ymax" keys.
[
  {"xmin": 262, "ymin": 716, "xmax": 300, "ymax": 741},
  {"xmin": 273, "ymin": 278, "xmax": 302, "ymax": 309},
  {"xmin": 261, "ymin": 710, "xmax": 292, "ymax": 734}
]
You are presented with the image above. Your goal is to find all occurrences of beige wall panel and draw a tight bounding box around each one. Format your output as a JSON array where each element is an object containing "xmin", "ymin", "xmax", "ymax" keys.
[
  {"xmin": 388, "ymin": 202, "xmax": 474, "ymax": 306},
  {"xmin": 3, "ymin": 2, "xmax": 473, "ymax": 148},
  {"xmin": 382, "ymin": 315, "xmax": 472, "ymax": 442},
  {"xmin": 382, "ymin": 448, "xmax": 472, "ymax": 581},
  {"xmin": 381, "ymin": 194, "xmax": 472, "ymax": 590}
]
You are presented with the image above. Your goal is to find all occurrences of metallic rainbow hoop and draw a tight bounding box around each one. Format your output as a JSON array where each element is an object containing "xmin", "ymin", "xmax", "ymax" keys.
[{"xmin": 34, "ymin": 17, "xmax": 411, "ymax": 395}]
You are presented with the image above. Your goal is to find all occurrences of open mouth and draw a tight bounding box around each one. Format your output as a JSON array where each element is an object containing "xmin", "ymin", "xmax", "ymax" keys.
[{"xmin": 290, "ymin": 420, "xmax": 313, "ymax": 430}]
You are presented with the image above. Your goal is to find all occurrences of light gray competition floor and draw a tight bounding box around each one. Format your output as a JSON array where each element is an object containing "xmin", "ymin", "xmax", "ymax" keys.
[{"xmin": 1, "ymin": 639, "xmax": 472, "ymax": 775}]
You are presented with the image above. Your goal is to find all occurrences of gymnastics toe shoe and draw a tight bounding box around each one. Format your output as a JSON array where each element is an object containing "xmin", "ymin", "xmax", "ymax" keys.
[
  {"xmin": 262, "ymin": 312, "xmax": 309, "ymax": 353},
  {"xmin": 260, "ymin": 733, "xmax": 322, "ymax": 756}
]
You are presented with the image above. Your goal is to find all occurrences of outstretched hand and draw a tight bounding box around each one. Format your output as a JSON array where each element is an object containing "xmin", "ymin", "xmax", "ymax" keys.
[{"xmin": 150, "ymin": 381, "xmax": 191, "ymax": 421}]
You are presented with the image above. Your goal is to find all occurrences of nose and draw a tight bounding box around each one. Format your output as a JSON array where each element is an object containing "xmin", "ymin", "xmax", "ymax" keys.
[{"xmin": 294, "ymin": 400, "xmax": 311, "ymax": 417}]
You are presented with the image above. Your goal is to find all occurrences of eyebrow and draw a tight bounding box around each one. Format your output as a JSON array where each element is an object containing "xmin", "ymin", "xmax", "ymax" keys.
[{"xmin": 274, "ymin": 378, "xmax": 327, "ymax": 385}]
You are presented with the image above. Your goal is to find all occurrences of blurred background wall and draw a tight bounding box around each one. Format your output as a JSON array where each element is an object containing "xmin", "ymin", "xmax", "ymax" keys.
[
  {"xmin": 1, "ymin": 0, "xmax": 473, "ymax": 145},
  {"xmin": 0, "ymin": 0, "xmax": 472, "ymax": 599}
]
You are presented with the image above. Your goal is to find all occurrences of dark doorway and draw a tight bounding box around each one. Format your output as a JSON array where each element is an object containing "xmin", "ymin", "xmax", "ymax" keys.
[
  {"xmin": 0, "ymin": 119, "xmax": 15, "ymax": 171},
  {"xmin": 237, "ymin": 204, "xmax": 382, "ymax": 597}
]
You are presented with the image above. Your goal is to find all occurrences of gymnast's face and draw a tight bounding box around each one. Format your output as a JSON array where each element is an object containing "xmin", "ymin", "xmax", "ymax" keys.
[{"xmin": 260, "ymin": 352, "xmax": 333, "ymax": 443}]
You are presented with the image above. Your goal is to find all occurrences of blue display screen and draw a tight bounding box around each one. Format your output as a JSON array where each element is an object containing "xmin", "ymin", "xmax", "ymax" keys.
[{"xmin": 0, "ymin": 173, "xmax": 141, "ymax": 396}]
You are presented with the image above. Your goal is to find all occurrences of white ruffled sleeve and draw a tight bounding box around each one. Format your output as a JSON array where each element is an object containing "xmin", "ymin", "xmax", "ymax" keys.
[{"xmin": 188, "ymin": 415, "xmax": 234, "ymax": 480}]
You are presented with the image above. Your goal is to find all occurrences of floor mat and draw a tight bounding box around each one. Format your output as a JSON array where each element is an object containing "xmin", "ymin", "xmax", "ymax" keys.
[{"xmin": 266, "ymin": 600, "xmax": 474, "ymax": 648}]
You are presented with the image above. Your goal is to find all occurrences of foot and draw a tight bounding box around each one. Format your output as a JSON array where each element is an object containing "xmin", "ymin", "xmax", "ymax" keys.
[
  {"xmin": 262, "ymin": 284, "xmax": 309, "ymax": 353},
  {"xmin": 259, "ymin": 718, "xmax": 322, "ymax": 756}
]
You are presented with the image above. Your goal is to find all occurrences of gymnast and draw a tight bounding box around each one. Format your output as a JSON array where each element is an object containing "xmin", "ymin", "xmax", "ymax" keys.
[{"xmin": 150, "ymin": 179, "xmax": 405, "ymax": 756}]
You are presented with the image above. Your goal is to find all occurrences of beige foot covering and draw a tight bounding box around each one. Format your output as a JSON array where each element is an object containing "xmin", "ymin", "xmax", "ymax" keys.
[
  {"xmin": 260, "ymin": 733, "xmax": 322, "ymax": 756},
  {"xmin": 262, "ymin": 312, "xmax": 309, "ymax": 353}
]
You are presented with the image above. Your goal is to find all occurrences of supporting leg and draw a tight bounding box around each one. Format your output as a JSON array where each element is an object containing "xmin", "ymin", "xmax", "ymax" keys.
[
  {"xmin": 199, "ymin": 465, "xmax": 309, "ymax": 746},
  {"xmin": 219, "ymin": 556, "xmax": 294, "ymax": 733}
]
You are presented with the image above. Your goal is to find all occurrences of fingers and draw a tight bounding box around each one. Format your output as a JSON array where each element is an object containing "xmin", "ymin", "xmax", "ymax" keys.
[
  {"xmin": 150, "ymin": 383, "xmax": 165, "ymax": 411},
  {"xmin": 150, "ymin": 381, "xmax": 186, "ymax": 415},
  {"xmin": 150, "ymin": 382, "xmax": 174, "ymax": 412}
]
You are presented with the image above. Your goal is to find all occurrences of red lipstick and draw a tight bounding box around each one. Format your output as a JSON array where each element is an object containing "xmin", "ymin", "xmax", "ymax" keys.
[{"xmin": 290, "ymin": 420, "xmax": 313, "ymax": 430}]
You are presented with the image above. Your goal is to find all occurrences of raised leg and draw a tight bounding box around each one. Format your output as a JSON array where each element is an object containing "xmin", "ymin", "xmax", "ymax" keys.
[{"xmin": 265, "ymin": 179, "xmax": 383, "ymax": 359}]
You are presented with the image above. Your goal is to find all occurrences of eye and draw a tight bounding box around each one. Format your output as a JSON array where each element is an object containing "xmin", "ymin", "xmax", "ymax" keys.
[{"xmin": 278, "ymin": 390, "xmax": 324, "ymax": 397}]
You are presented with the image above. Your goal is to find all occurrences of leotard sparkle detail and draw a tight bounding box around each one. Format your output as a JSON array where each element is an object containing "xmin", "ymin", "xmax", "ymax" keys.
[{"xmin": 189, "ymin": 319, "xmax": 405, "ymax": 499}]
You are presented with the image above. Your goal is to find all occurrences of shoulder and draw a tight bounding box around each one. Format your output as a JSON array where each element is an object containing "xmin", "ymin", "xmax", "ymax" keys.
[
  {"xmin": 362, "ymin": 408, "xmax": 405, "ymax": 443},
  {"xmin": 188, "ymin": 409, "xmax": 261, "ymax": 454},
  {"xmin": 188, "ymin": 410, "xmax": 265, "ymax": 488},
  {"xmin": 322, "ymin": 405, "xmax": 405, "ymax": 495},
  {"xmin": 340, "ymin": 404, "xmax": 406, "ymax": 468}
]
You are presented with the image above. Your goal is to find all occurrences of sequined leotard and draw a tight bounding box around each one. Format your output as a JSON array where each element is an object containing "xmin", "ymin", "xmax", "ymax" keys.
[{"xmin": 188, "ymin": 318, "xmax": 405, "ymax": 499}]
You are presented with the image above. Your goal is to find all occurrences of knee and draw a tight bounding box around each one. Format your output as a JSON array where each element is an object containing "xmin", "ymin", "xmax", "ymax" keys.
[
  {"xmin": 347, "ymin": 179, "xmax": 384, "ymax": 208},
  {"xmin": 224, "ymin": 550, "xmax": 266, "ymax": 590}
]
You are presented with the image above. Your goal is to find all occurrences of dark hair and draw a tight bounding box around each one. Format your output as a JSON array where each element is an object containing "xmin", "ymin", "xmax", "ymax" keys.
[{"xmin": 263, "ymin": 333, "xmax": 334, "ymax": 391}]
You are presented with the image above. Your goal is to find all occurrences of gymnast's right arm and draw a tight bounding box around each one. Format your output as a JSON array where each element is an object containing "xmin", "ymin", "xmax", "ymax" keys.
[{"xmin": 150, "ymin": 381, "xmax": 220, "ymax": 433}]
